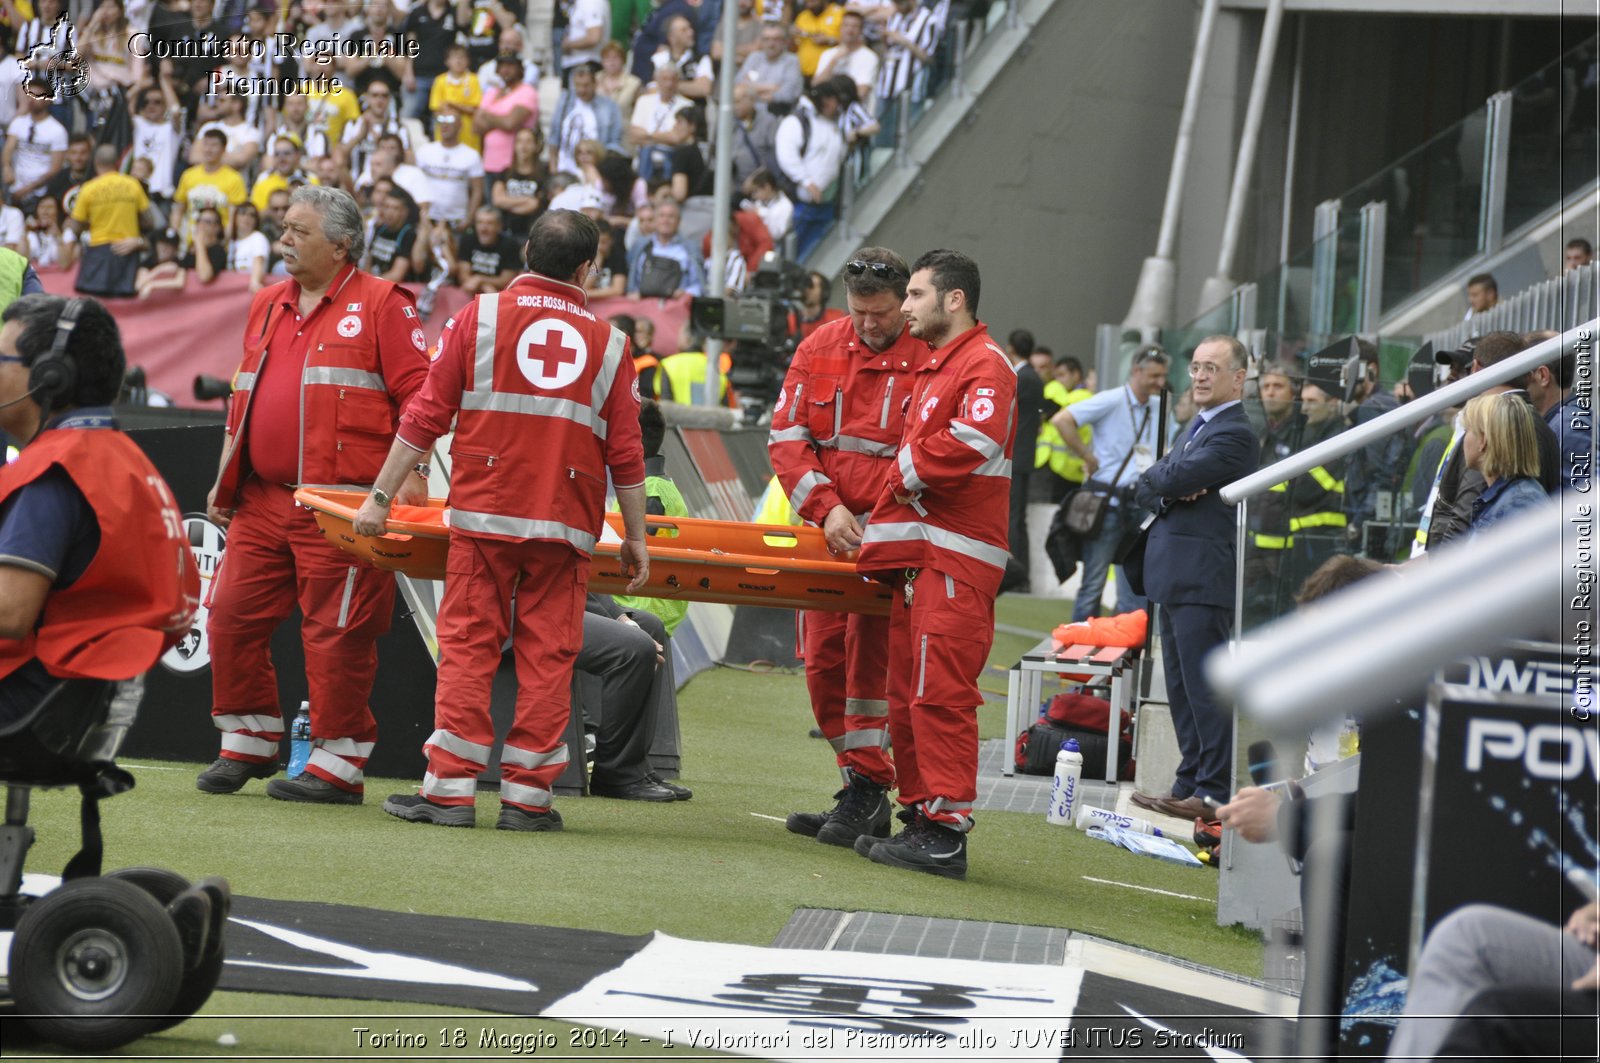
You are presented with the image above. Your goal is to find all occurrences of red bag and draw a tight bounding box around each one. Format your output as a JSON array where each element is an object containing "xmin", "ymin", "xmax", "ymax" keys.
[{"xmin": 1046, "ymin": 691, "xmax": 1131, "ymax": 734}]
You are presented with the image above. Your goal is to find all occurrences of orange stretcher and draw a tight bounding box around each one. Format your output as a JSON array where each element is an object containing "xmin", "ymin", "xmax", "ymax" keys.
[{"xmin": 295, "ymin": 487, "xmax": 894, "ymax": 616}]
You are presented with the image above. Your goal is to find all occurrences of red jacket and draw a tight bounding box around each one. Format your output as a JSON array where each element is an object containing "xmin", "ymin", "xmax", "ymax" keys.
[
  {"xmin": 398, "ymin": 272, "xmax": 645, "ymax": 553},
  {"xmin": 768, "ymin": 314, "xmax": 924, "ymax": 524},
  {"xmin": 0, "ymin": 421, "xmax": 199, "ymax": 682},
  {"xmin": 857, "ymin": 323, "xmax": 1017, "ymax": 596},
  {"xmin": 214, "ymin": 266, "xmax": 427, "ymax": 508}
]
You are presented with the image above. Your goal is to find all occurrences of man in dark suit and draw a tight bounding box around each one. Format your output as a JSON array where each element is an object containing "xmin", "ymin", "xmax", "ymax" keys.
[
  {"xmin": 1125, "ymin": 335, "xmax": 1258, "ymax": 818},
  {"xmin": 1001, "ymin": 328, "xmax": 1045, "ymax": 592}
]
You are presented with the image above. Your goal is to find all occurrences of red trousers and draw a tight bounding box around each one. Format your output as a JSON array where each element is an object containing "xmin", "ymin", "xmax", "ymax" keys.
[
  {"xmin": 207, "ymin": 479, "xmax": 394, "ymax": 791},
  {"xmin": 421, "ymin": 535, "xmax": 587, "ymax": 812},
  {"xmin": 885, "ymin": 567, "xmax": 994, "ymax": 831},
  {"xmin": 800, "ymin": 609, "xmax": 894, "ymax": 787}
]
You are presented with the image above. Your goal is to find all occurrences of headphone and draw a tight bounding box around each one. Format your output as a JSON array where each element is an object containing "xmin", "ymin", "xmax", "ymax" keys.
[{"xmin": 29, "ymin": 297, "xmax": 83, "ymax": 409}]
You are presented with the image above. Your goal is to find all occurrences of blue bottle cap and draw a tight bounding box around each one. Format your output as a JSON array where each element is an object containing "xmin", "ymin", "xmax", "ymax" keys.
[{"xmin": 1065, "ymin": 738, "xmax": 1080, "ymax": 751}]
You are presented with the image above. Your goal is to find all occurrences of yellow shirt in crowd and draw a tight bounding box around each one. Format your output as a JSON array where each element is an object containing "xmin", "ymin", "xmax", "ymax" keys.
[
  {"xmin": 174, "ymin": 163, "xmax": 247, "ymax": 239},
  {"xmin": 71, "ymin": 171, "xmax": 148, "ymax": 245},
  {"xmin": 429, "ymin": 72, "xmax": 484, "ymax": 151},
  {"xmin": 304, "ymin": 82, "xmax": 361, "ymax": 145},
  {"xmin": 793, "ymin": 3, "xmax": 844, "ymax": 78}
]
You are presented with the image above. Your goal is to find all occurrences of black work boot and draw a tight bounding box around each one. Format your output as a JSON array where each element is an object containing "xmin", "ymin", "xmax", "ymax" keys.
[
  {"xmin": 786, "ymin": 784, "xmax": 848, "ymax": 837},
  {"xmin": 816, "ymin": 771, "xmax": 891, "ymax": 848},
  {"xmin": 855, "ymin": 806, "xmax": 917, "ymax": 856},
  {"xmin": 868, "ymin": 814, "xmax": 968, "ymax": 880},
  {"xmin": 196, "ymin": 756, "xmax": 276, "ymax": 794}
]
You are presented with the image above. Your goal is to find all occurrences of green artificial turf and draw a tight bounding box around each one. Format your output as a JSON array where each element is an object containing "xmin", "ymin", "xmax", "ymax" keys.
[{"xmin": 13, "ymin": 595, "xmax": 1263, "ymax": 1054}]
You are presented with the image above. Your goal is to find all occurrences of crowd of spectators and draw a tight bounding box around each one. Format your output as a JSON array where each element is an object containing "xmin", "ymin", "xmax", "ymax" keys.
[{"xmin": 0, "ymin": 0, "xmax": 967, "ymax": 309}]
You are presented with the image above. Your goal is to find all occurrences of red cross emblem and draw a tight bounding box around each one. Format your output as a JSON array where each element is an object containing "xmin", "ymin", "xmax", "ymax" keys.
[{"xmin": 516, "ymin": 319, "xmax": 588, "ymax": 389}]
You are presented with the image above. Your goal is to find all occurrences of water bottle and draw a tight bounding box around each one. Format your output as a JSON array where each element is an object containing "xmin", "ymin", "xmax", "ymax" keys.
[
  {"xmin": 1075, "ymin": 804, "xmax": 1166, "ymax": 838},
  {"xmin": 1047, "ymin": 739, "xmax": 1083, "ymax": 826},
  {"xmin": 286, "ymin": 701, "xmax": 312, "ymax": 778}
]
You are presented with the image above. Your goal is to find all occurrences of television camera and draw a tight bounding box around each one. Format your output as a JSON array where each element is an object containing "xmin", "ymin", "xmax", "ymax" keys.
[{"xmin": 689, "ymin": 256, "xmax": 808, "ymax": 424}]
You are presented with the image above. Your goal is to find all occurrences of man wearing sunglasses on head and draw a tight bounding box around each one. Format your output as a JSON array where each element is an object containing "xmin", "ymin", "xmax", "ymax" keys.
[{"xmin": 769, "ymin": 247, "xmax": 922, "ymax": 850}]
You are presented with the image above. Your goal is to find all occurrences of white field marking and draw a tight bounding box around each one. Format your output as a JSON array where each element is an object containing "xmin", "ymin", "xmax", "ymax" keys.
[
  {"xmin": 1080, "ymin": 875, "xmax": 1211, "ymax": 902},
  {"xmin": 749, "ymin": 812, "xmax": 787, "ymax": 822},
  {"xmin": 119, "ymin": 761, "xmax": 192, "ymax": 771}
]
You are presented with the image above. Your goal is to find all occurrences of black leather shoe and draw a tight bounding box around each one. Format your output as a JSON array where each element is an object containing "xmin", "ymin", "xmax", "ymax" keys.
[
  {"xmin": 196, "ymin": 757, "xmax": 276, "ymax": 794},
  {"xmin": 588, "ymin": 778, "xmax": 679, "ymax": 802},
  {"xmin": 265, "ymin": 772, "xmax": 362, "ymax": 805},
  {"xmin": 646, "ymin": 773, "xmax": 692, "ymax": 800}
]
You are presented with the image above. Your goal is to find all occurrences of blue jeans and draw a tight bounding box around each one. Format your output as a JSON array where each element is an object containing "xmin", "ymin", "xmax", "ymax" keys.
[
  {"xmin": 1071, "ymin": 502, "xmax": 1147, "ymax": 622},
  {"xmin": 406, "ymin": 76, "xmax": 437, "ymax": 127},
  {"xmin": 792, "ymin": 199, "xmax": 836, "ymax": 262}
]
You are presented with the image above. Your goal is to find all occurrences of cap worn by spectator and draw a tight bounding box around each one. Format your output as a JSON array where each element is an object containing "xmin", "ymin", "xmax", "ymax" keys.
[{"xmin": 1437, "ymin": 336, "xmax": 1478, "ymax": 371}]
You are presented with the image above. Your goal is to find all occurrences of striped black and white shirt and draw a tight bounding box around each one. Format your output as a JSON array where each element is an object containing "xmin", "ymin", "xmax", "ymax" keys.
[{"xmin": 875, "ymin": 2, "xmax": 941, "ymax": 104}]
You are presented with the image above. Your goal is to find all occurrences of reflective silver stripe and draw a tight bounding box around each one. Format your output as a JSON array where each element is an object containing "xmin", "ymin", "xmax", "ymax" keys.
[
  {"xmin": 880, "ymin": 377, "xmax": 894, "ymax": 429},
  {"xmin": 459, "ymin": 390, "xmax": 608, "ymax": 437},
  {"xmin": 234, "ymin": 371, "xmax": 257, "ymax": 390},
  {"xmin": 472, "ymin": 291, "xmax": 500, "ymax": 393},
  {"xmin": 449, "ymin": 510, "xmax": 598, "ymax": 552},
  {"xmin": 917, "ymin": 634, "xmax": 928, "ymax": 698},
  {"xmin": 221, "ymin": 733, "xmax": 278, "ymax": 757},
  {"xmin": 842, "ymin": 728, "xmax": 888, "ymax": 750},
  {"xmin": 302, "ymin": 366, "xmax": 388, "ymax": 391},
  {"xmin": 827, "ymin": 733, "xmax": 847, "ymax": 753},
  {"xmin": 845, "ymin": 697, "xmax": 889, "ymax": 718},
  {"xmin": 335, "ymin": 566, "xmax": 357, "ymax": 628},
  {"xmin": 768, "ymin": 424, "xmax": 813, "ymax": 445},
  {"xmin": 859, "ymin": 520, "xmax": 1012, "ymax": 570},
  {"xmin": 426, "ymin": 728, "xmax": 493, "ymax": 764},
  {"xmin": 972, "ymin": 455, "xmax": 1012, "ymax": 478},
  {"xmin": 500, "ymin": 742, "xmax": 570, "ymax": 770},
  {"xmin": 592, "ymin": 325, "xmax": 625, "ymax": 412},
  {"xmin": 213, "ymin": 713, "xmax": 283, "ymax": 735},
  {"xmin": 422, "ymin": 772, "xmax": 478, "ymax": 800},
  {"xmin": 788, "ymin": 469, "xmax": 831, "ymax": 514},
  {"xmin": 830, "ymin": 434, "xmax": 896, "ymax": 458},
  {"xmin": 950, "ymin": 421, "xmax": 1002, "ymax": 460},
  {"xmin": 897, "ymin": 445, "xmax": 925, "ymax": 492},
  {"xmin": 501, "ymin": 780, "xmax": 554, "ymax": 808},
  {"xmin": 308, "ymin": 747, "xmax": 363, "ymax": 784},
  {"xmin": 945, "ymin": 573, "xmax": 955, "ymax": 598},
  {"xmin": 315, "ymin": 737, "xmax": 376, "ymax": 758}
]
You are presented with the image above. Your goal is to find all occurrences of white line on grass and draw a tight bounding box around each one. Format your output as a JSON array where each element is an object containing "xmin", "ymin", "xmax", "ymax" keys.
[
  {"xmin": 1080, "ymin": 876, "xmax": 1211, "ymax": 902},
  {"xmin": 119, "ymin": 762, "xmax": 190, "ymax": 772},
  {"xmin": 749, "ymin": 812, "xmax": 787, "ymax": 822}
]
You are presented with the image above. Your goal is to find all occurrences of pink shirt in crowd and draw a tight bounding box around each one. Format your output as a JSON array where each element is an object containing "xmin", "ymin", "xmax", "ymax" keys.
[{"xmin": 480, "ymin": 83, "xmax": 538, "ymax": 172}]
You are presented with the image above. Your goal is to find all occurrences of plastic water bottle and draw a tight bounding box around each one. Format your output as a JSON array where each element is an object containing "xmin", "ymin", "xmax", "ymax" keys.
[
  {"xmin": 1047, "ymin": 739, "xmax": 1083, "ymax": 826},
  {"xmin": 1075, "ymin": 804, "xmax": 1166, "ymax": 838},
  {"xmin": 286, "ymin": 702, "xmax": 312, "ymax": 778}
]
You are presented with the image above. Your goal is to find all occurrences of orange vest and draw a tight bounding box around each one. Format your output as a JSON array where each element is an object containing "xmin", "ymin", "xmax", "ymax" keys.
[
  {"xmin": 215, "ymin": 268, "xmax": 418, "ymax": 509},
  {"xmin": 0, "ymin": 420, "xmax": 200, "ymax": 682},
  {"xmin": 446, "ymin": 274, "xmax": 643, "ymax": 553}
]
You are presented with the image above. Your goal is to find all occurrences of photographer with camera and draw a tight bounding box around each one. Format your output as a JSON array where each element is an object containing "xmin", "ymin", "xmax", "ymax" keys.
[{"xmin": 769, "ymin": 247, "xmax": 922, "ymax": 850}]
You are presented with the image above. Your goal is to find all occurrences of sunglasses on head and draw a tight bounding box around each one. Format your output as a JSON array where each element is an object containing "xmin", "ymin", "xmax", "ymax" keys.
[{"xmin": 845, "ymin": 259, "xmax": 905, "ymax": 280}]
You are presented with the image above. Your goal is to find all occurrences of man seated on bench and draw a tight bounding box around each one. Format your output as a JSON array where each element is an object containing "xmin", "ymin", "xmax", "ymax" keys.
[
  {"xmin": 580, "ymin": 593, "xmax": 690, "ymax": 802},
  {"xmin": 0, "ymin": 295, "xmax": 199, "ymax": 728}
]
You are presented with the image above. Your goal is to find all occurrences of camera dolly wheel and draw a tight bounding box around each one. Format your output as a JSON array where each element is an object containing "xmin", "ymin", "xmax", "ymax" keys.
[
  {"xmin": 105, "ymin": 867, "xmax": 231, "ymax": 1030},
  {"xmin": 9, "ymin": 877, "xmax": 183, "ymax": 1050}
]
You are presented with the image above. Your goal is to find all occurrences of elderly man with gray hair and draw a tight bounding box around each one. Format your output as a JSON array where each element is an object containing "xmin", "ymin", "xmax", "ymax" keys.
[{"xmin": 196, "ymin": 185, "xmax": 432, "ymax": 807}]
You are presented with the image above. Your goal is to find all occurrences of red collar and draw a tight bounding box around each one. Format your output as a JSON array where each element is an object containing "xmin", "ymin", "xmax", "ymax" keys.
[
  {"xmin": 507, "ymin": 272, "xmax": 590, "ymax": 306},
  {"xmin": 280, "ymin": 262, "xmax": 359, "ymax": 314}
]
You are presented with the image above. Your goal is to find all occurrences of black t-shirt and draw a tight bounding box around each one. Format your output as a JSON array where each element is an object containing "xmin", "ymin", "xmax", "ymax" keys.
[
  {"xmin": 462, "ymin": 0, "xmax": 527, "ymax": 66},
  {"xmin": 403, "ymin": 3, "xmax": 461, "ymax": 79},
  {"xmin": 494, "ymin": 169, "xmax": 543, "ymax": 238},
  {"xmin": 599, "ymin": 238, "xmax": 628, "ymax": 281},
  {"xmin": 455, "ymin": 230, "xmax": 522, "ymax": 277},
  {"xmin": 178, "ymin": 243, "xmax": 227, "ymax": 276},
  {"xmin": 670, "ymin": 142, "xmax": 715, "ymax": 197},
  {"xmin": 369, "ymin": 222, "xmax": 419, "ymax": 280}
]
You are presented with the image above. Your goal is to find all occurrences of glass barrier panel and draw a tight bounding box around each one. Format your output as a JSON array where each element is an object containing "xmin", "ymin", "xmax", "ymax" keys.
[{"xmin": 1505, "ymin": 42, "xmax": 1598, "ymax": 236}]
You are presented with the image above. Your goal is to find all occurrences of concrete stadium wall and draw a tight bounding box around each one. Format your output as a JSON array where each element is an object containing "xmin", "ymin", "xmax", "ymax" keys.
[{"xmin": 861, "ymin": 0, "xmax": 1240, "ymax": 357}]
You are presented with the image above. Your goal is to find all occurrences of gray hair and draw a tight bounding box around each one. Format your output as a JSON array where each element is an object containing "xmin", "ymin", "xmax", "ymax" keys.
[{"xmin": 290, "ymin": 185, "xmax": 365, "ymax": 264}]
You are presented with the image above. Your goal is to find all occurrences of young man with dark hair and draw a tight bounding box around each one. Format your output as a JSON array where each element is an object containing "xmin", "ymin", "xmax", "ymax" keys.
[
  {"xmin": 770, "ymin": 247, "xmax": 921, "ymax": 850},
  {"xmin": 1464, "ymin": 272, "xmax": 1498, "ymax": 319},
  {"xmin": 355, "ymin": 209, "xmax": 650, "ymax": 832},
  {"xmin": 1564, "ymin": 238, "xmax": 1593, "ymax": 271},
  {"xmin": 852, "ymin": 249, "xmax": 1014, "ymax": 879},
  {"xmin": 0, "ymin": 295, "xmax": 199, "ymax": 726}
]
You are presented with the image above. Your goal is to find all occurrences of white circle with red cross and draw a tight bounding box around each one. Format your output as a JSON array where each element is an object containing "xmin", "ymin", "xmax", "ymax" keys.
[
  {"xmin": 515, "ymin": 318, "xmax": 588, "ymax": 389},
  {"xmin": 972, "ymin": 397, "xmax": 995, "ymax": 422}
]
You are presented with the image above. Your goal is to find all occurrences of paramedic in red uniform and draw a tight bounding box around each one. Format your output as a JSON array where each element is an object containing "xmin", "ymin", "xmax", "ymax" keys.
[
  {"xmin": 852, "ymin": 249, "xmax": 1014, "ymax": 881},
  {"xmin": 352, "ymin": 209, "xmax": 650, "ymax": 832},
  {"xmin": 0, "ymin": 295, "xmax": 199, "ymax": 725},
  {"xmin": 196, "ymin": 187, "xmax": 430, "ymax": 804},
  {"xmin": 768, "ymin": 247, "xmax": 921, "ymax": 848}
]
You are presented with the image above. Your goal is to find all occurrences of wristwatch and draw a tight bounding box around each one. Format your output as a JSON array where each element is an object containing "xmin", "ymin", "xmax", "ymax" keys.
[
  {"xmin": 371, "ymin": 487, "xmax": 393, "ymax": 509},
  {"xmin": 412, "ymin": 462, "xmax": 431, "ymax": 478}
]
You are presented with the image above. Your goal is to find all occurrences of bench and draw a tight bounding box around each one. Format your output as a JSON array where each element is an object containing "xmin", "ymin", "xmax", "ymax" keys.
[{"xmin": 1003, "ymin": 639, "xmax": 1140, "ymax": 782}]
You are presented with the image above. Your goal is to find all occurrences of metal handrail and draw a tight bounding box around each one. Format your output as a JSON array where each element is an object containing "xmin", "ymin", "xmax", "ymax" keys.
[{"xmin": 1219, "ymin": 319, "xmax": 1597, "ymax": 505}]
